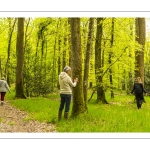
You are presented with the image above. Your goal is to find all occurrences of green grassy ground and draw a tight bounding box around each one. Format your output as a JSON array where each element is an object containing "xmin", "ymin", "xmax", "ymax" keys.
[{"xmin": 5, "ymin": 90, "xmax": 150, "ymax": 132}]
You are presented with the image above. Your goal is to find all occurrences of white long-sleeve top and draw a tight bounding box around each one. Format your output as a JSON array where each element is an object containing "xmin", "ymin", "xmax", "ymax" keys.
[
  {"xmin": 59, "ymin": 72, "xmax": 77, "ymax": 94},
  {"xmin": 0, "ymin": 79, "xmax": 10, "ymax": 92}
]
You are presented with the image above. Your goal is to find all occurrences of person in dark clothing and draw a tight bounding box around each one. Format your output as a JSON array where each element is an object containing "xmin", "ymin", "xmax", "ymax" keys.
[
  {"xmin": 133, "ymin": 78, "xmax": 137, "ymax": 103},
  {"xmin": 130, "ymin": 77, "xmax": 147, "ymax": 109}
]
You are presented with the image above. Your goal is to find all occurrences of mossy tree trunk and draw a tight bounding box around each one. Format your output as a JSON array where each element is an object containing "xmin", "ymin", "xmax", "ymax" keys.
[
  {"xmin": 70, "ymin": 18, "xmax": 85, "ymax": 117},
  {"xmin": 15, "ymin": 18, "xmax": 26, "ymax": 99},
  {"xmin": 135, "ymin": 18, "xmax": 145, "ymax": 84},
  {"xmin": 23, "ymin": 18, "xmax": 31, "ymax": 97},
  {"xmin": 135, "ymin": 18, "xmax": 146, "ymax": 102},
  {"xmin": 95, "ymin": 18, "xmax": 108, "ymax": 104},
  {"xmin": 109, "ymin": 17, "xmax": 115, "ymax": 99},
  {"xmin": 83, "ymin": 18, "xmax": 94, "ymax": 112}
]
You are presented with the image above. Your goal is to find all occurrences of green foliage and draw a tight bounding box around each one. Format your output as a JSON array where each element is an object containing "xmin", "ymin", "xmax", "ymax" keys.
[
  {"xmin": 0, "ymin": 17, "xmax": 150, "ymax": 98},
  {"xmin": 144, "ymin": 65, "xmax": 150, "ymax": 93},
  {"xmin": 144, "ymin": 41, "xmax": 150, "ymax": 92}
]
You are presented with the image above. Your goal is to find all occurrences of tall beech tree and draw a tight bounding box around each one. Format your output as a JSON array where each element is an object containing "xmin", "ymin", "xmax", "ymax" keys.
[
  {"xmin": 15, "ymin": 18, "xmax": 26, "ymax": 99},
  {"xmin": 23, "ymin": 18, "xmax": 33, "ymax": 96},
  {"xmin": 83, "ymin": 18, "xmax": 94, "ymax": 111},
  {"xmin": 135, "ymin": 18, "xmax": 146, "ymax": 84},
  {"xmin": 109, "ymin": 17, "xmax": 115, "ymax": 99},
  {"xmin": 5, "ymin": 18, "xmax": 17, "ymax": 86},
  {"xmin": 70, "ymin": 18, "xmax": 85, "ymax": 117},
  {"xmin": 95, "ymin": 18, "xmax": 108, "ymax": 104}
]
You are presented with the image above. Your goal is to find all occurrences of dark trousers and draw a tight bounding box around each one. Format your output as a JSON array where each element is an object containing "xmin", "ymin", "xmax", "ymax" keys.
[
  {"xmin": 135, "ymin": 93, "xmax": 144, "ymax": 109},
  {"xmin": 1, "ymin": 92, "xmax": 6, "ymax": 101},
  {"xmin": 59, "ymin": 94, "xmax": 71, "ymax": 112}
]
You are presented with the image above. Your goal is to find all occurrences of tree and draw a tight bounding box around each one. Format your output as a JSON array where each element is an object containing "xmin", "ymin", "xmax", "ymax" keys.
[
  {"xmin": 109, "ymin": 17, "xmax": 115, "ymax": 99},
  {"xmin": 135, "ymin": 18, "xmax": 146, "ymax": 83},
  {"xmin": 0, "ymin": 17, "xmax": 149, "ymax": 101},
  {"xmin": 5, "ymin": 18, "xmax": 17, "ymax": 86},
  {"xmin": 15, "ymin": 18, "xmax": 26, "ymax": 99},
  {"xmin": 95, "ymin": 18, "xmax": 108, "ymax": 104},
  {"xmin": 128, "ymin": 19, "xmax": 134, "ymax": 93},
  {"xmin": 83, "ymin": 18, "xmax": 94, "ymax": 111},
  {"xmin": 70, "ymin": 18, "xmax": 85, "ymax": 117}
]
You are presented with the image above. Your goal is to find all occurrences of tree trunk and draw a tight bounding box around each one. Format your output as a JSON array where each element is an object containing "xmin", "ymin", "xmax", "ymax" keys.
[
  {"xmin": 5, "ymin": 18, "xmax": 17, "ymax": 86},
  {"xmin": 15, "ymin": 18, "xmax": 26, "ymax": 99},
  {"xmin": 83, "ymin": 18, "xmax": 94, "ymax": 112},
  {"xmin": 109, "ymin": 18, "xmax": 115, "ymax": 99},
  {"xmin": 95, "ymin": 18, "xmax": 108, "ymax": 104},
  {"xmin": 135, "ymin": 18, "xmax": 146, "ymax": 102},
  {"xmin": 135, "ymin": 18, "xmax": 145, "ymax": 83},
  {"xmin": 128, "ymin": 21, "xmax": 134, "ymax": 93},
  {"xmin": 24, "ymin": 18, "xmax": 31, "ymax": 97},
  {"xmin": 57, "ymin": 39, "xmax": 61, "ymax": 89},
  {"xmin": 70, "ymin": 18, "xmax": 85, "ymax": 117},
  {"xmin": 68, "ymin": 18, "xmax": 72, "ymax": 67},
  {"xmin": 62, "ymin": 37, "xmax": 67, "ymax": 68}
]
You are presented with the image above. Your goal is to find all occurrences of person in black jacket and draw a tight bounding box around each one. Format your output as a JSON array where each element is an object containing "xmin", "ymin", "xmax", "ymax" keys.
[{"xmin": 130, "ymin": 77, "xmax": 147, "ymax": 109}]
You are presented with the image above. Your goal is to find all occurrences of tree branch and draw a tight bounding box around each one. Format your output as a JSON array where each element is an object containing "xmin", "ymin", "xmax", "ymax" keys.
[{"xmin": 102, "ymin": 46, "xmax": 128, "ymax": 78}]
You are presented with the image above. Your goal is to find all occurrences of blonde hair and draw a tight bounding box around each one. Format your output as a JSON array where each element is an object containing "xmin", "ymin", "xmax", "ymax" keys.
[{"xmin": 136, "ymin": 77, "xmax": 142, "ymax": 83}]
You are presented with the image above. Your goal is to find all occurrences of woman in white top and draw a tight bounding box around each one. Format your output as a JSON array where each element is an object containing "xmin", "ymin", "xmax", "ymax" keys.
[
  {"xmin": 58, "ymin": 66, "xmax": 78, "ymax": 121},
  {"xmin": 0, "ymin": 77, "xmax": 11, "ymax": 105}
]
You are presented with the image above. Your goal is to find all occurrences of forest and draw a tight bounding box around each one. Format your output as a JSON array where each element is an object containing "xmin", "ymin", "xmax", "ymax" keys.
[{"xmin": 1, "ymin": 17, "xmax": 150, "ymax": 119}]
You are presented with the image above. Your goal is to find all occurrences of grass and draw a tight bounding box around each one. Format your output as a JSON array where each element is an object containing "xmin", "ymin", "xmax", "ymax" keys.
[
  {"xmin": 8, "ymin": 121, "xmax": 15, "ymax": 126},
  {"xmin": 5, "ymin": 89, "xmax": 150, "ymax": 132},
  {"xmin": 8, "ymin": 97, "xmax": 60, "ymax": 123},
  {"xmin": 56, "ymin": 98, "xmax": 150, "ymax": 132}
]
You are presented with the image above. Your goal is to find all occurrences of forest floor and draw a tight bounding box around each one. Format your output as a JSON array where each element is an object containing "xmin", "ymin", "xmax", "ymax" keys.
[{"xmin": 0, "ymin": 100, "xmax": 57, "ymax": 132}]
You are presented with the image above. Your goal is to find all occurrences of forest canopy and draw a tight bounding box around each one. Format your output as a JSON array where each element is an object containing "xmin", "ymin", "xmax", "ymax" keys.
[{"xmin": 0, "ymin": 17, "xmax": 150, "ymax": 101}]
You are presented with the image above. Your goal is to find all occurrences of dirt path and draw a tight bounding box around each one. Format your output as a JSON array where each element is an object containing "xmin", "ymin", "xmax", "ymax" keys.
[{"xmin": 0, "ymin": 101, "xmax": 57, "ymax": 132}]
